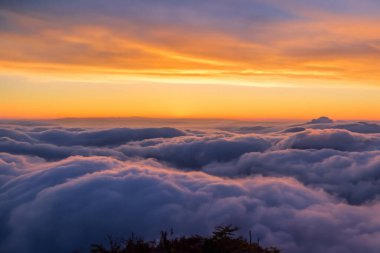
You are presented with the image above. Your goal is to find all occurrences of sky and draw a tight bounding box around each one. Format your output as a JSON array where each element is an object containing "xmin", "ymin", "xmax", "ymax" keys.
[{"xmin": 1, "ymin": 0, "xmax": 380, "ymax": 119}]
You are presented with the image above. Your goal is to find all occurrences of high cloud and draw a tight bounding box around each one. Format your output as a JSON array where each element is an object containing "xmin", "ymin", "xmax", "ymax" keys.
[
  {"xmin": 1, "ymin": 119, "xmax": 380, "ymax": 252},
  {"xmin": 2, "ymin": 0, "xmax": 380, "ymax": 84}
]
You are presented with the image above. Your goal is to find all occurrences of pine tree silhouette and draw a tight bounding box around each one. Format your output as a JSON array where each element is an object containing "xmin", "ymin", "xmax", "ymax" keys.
[{"xmin": 87, "ymin": 225, "xmax": 281, "ymax": 253}]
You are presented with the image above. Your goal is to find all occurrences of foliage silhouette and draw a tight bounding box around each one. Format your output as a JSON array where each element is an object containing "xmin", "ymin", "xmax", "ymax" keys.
[{"xmin": 87, "ymin": 225, "xmax": 281, "ymax": 253}]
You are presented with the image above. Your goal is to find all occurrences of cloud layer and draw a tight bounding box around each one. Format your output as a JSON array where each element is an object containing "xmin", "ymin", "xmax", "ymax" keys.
[
  {"xmin": 1, "ymin": 119, "xmax": 380, "ymax": 253},
  {"xmin": 2, "ymin": 0, "xmax": 380, "ymax": 84}
]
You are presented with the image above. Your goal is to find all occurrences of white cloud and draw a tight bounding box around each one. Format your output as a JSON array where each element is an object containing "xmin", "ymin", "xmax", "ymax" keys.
[{"xmin": 1, "ymin": 120, "xmax": 380, "ymax": 252}]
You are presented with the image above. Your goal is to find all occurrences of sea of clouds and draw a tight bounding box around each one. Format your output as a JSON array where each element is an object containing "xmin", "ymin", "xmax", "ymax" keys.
[{"xmin": 1, "ymin": 118, "xmax": 380, "ymax": 253}]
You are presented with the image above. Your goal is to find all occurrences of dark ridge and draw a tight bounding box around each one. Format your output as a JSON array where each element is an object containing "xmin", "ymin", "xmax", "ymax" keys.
[
  {"xmin": 81, "ymin": 225, "xmax": 281, "ymax": 253},
  {"xmin": 307, "ymin": 116, "xmax": 334, "ymax": 124}
]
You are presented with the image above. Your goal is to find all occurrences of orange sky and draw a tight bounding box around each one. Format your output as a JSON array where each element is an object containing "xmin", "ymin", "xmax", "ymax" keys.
[{"xmin": 1, "ymin": 1, "xmax": 380, "ymax": 120}]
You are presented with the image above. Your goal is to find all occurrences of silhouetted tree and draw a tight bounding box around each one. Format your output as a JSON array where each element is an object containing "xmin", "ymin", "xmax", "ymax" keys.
[{"xmin": 86, "ymin": 225, "xmax": 281, "ymax": 253}]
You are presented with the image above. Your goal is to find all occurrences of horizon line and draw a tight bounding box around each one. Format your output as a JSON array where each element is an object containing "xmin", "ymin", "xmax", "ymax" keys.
[{"xmin": 1, "ymin": 116, "xmax": 379, "ymax": 122}]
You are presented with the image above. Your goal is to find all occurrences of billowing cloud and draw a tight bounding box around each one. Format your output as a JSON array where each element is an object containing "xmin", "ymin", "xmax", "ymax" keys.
[
  {"xmin": 0, "ymin": 126, "xmax": 185, "ymax": 160},
  {"xmin": 329, "ymin": 122, "xmax": 380, "ymax": 134},
  {"xmin": 204, "ymin": 149, "xmax": 380, "ymax": 204},
  {"xmin": 2, "ymin": 155, "xmax": 380, "ymax": 253},
  {"xmin": 118, "ymin": 135, "xmax": 272, "ymax": 169},
  {"xmin": 1, "ymin": 120, "xmax": 380, "ymax": 253},
  {"xmin": 29, "ymin": 127, "xmax": 185, "ymax": 147},
  {"xmin": 276, "ymin": 129, "xmax": 380, "ymax": 151}
]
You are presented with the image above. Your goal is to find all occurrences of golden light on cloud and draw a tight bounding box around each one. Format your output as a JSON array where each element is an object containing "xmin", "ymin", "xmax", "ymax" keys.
[{"xmin": 1, "ymin": 1, "xmax": 380, "ymax": 120}]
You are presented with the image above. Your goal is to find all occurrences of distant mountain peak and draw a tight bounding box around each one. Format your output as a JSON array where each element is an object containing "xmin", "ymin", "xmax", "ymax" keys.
[{"xmin": 308, "ymin": 116, "xmax": 334, "ymax": 124}]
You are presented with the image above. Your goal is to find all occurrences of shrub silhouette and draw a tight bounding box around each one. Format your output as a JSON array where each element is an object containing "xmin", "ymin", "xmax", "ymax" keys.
[{"xmin": 88, "ymin": 225, "xmax": 281, "ymax": 253}]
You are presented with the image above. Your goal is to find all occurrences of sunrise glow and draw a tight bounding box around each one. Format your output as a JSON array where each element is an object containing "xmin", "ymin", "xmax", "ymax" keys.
[{"xmin": 2, "ymin": 1, "xmax": 380, "ymax": 120}]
